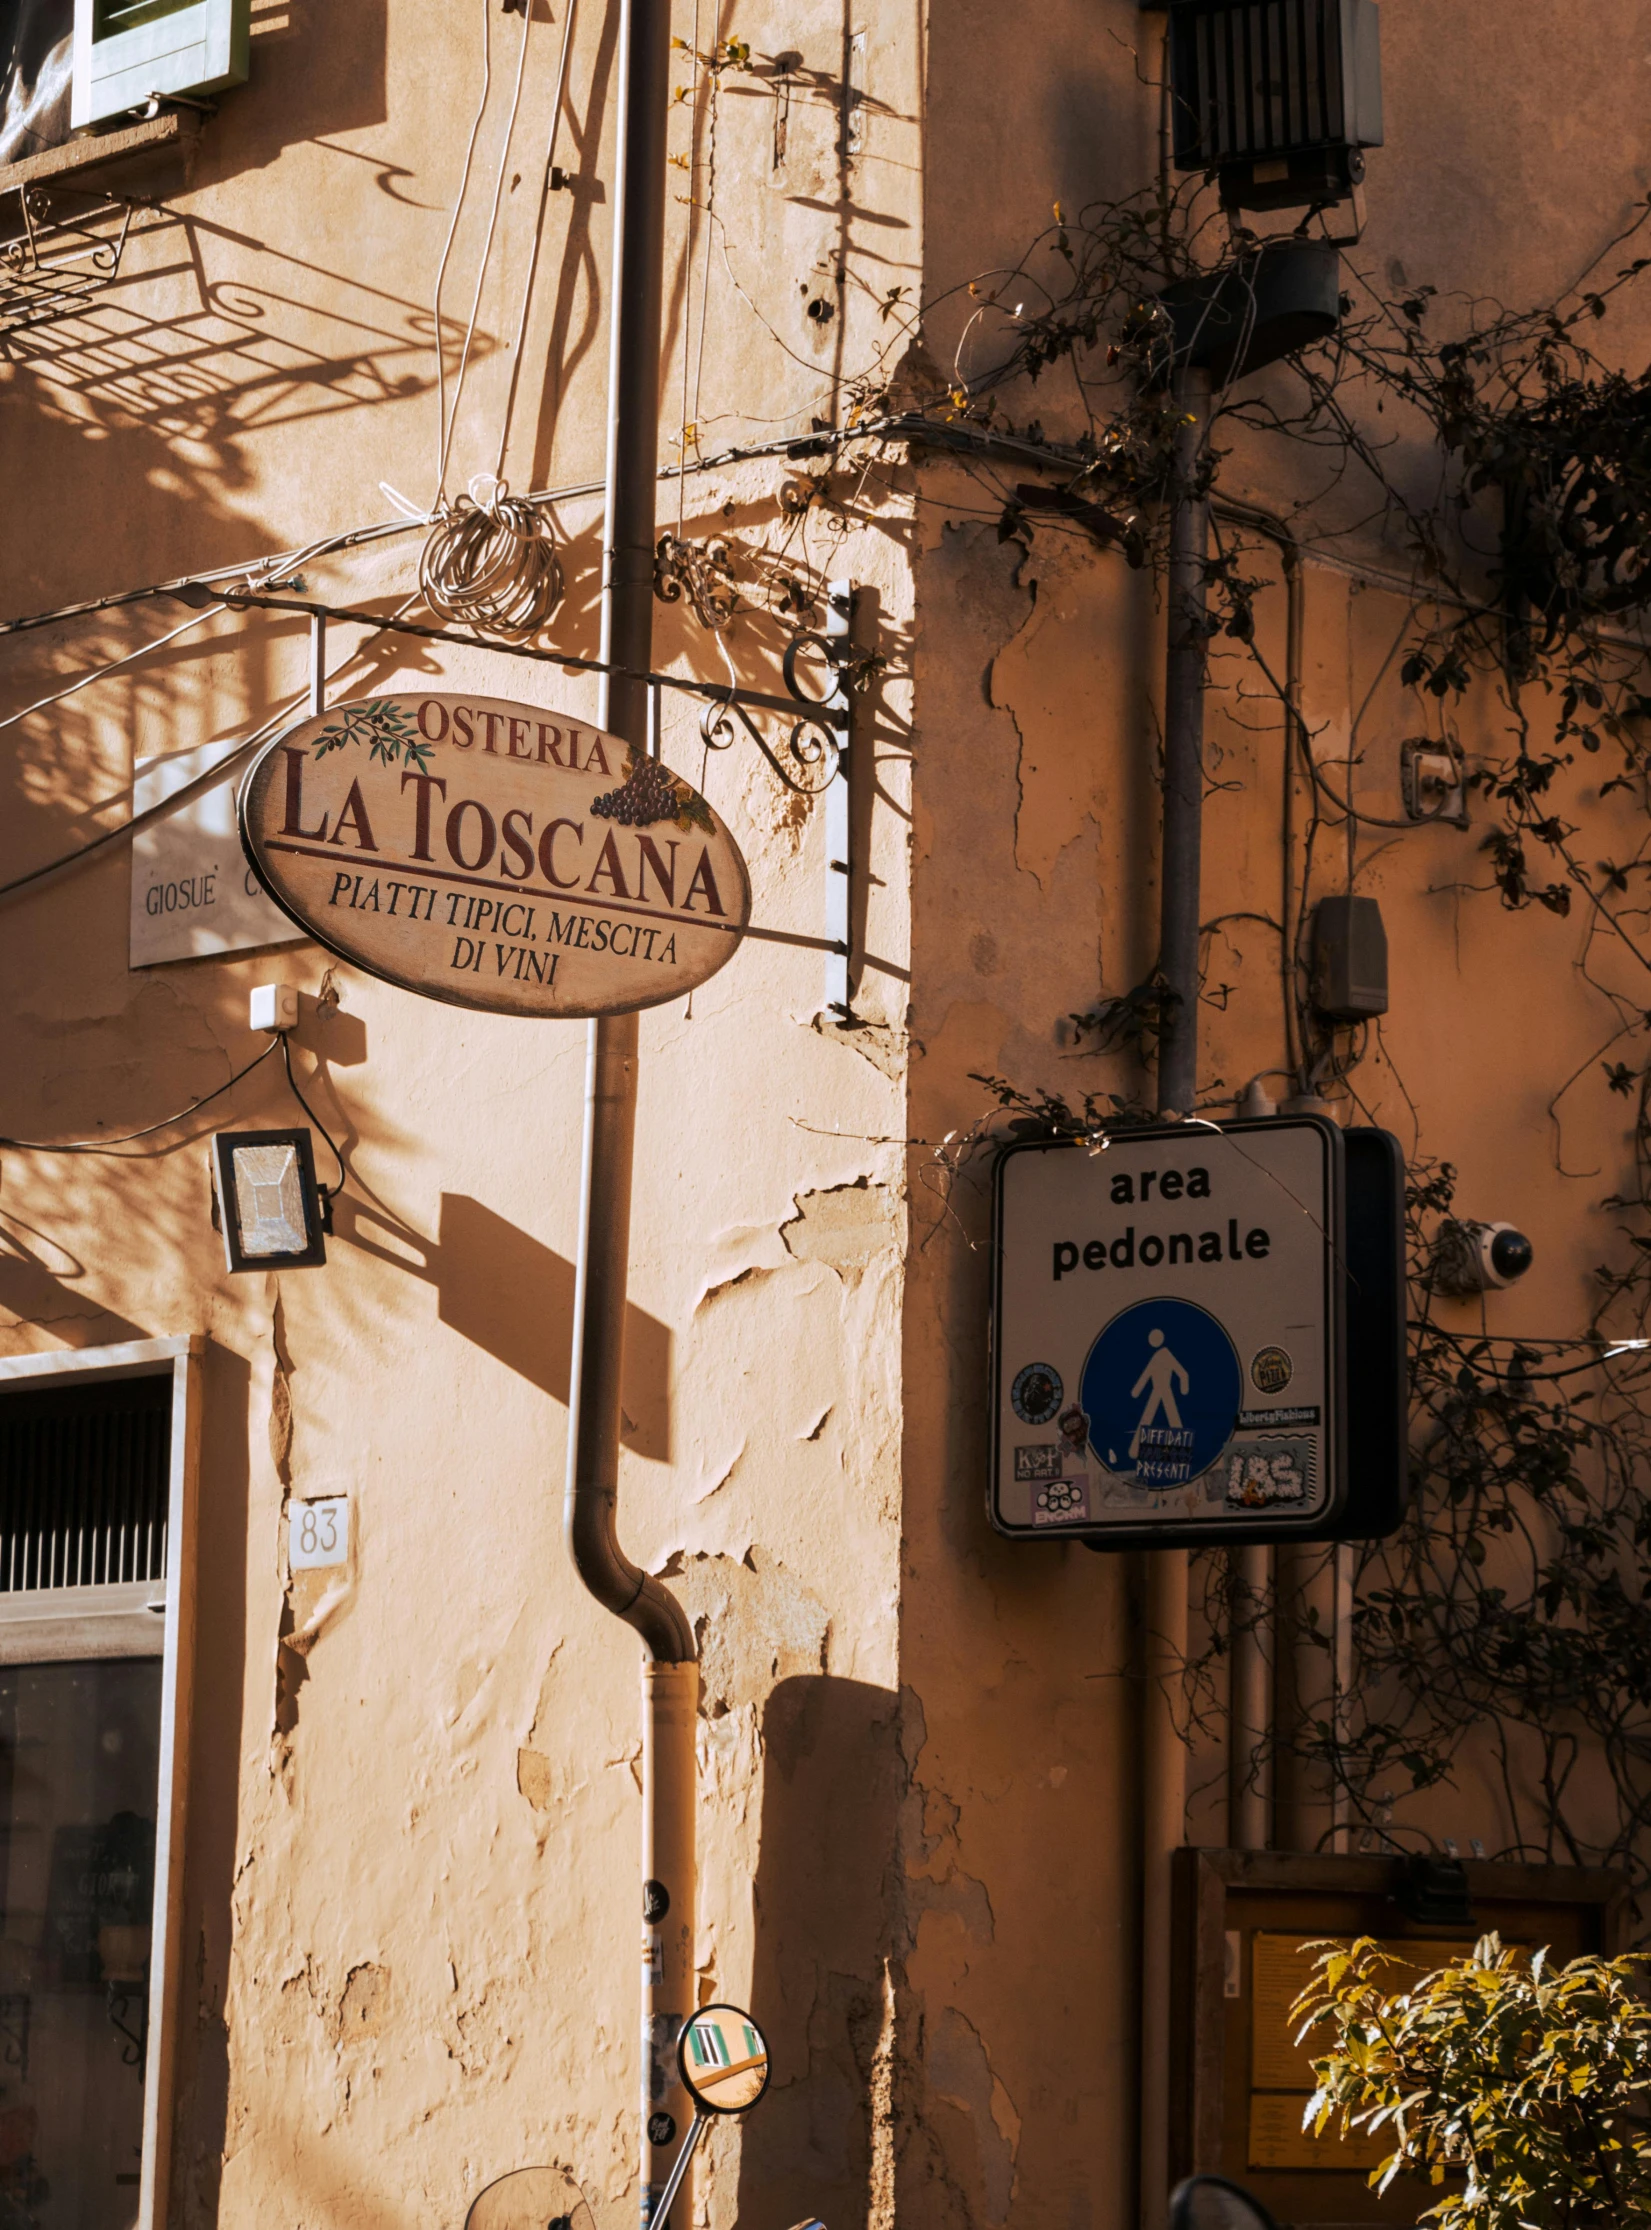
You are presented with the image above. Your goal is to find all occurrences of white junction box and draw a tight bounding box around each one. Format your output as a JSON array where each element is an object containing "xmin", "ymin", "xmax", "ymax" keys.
[{"xmin": 249, "ymin": 984, "xmax": 299, "ymax": 1034}]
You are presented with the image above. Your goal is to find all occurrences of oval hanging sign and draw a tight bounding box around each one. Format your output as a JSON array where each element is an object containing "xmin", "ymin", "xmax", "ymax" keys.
[{"xmin": 239, "ymin": 693, "xmax": 751, "ymax": 1018}]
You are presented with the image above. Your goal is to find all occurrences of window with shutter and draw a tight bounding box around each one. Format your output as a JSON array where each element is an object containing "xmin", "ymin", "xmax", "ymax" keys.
[{"xmin": 70, "ymin": 0, "xmax": 247, "ymax": 130}]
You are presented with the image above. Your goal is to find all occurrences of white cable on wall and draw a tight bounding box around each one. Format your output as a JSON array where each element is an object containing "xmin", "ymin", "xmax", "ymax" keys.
[
  {"xmin": 421, "ymin": 0, "xmax": 580, "ymax": 639},
  {"xmin": 430, "ymin": 1, "xmax": 497, "ymax": 512},
  {"xmin": 436, "ymin": 0, "xmax": 535, "ymax": 499}
]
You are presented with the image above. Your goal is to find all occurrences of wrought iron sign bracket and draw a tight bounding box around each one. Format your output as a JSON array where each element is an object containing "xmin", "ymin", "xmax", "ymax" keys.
[
  {"xmin": 178, "ymin": 583, "xmax": 852, "ymax": 763},
  {"xmin": 180, "ymin": 580, "xmax": 867, "ymax": 1001}
]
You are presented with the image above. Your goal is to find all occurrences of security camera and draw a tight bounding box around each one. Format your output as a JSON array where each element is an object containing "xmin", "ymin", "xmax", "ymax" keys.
[{"xmin": 1432, "ymin": 1219, "xmax": 1534, "ymax": 1295}]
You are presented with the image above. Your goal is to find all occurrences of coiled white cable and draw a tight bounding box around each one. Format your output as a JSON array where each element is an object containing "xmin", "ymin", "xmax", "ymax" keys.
[{"xmin": 420, "ymin": 474, "xmax": 563, "ymax": 639}]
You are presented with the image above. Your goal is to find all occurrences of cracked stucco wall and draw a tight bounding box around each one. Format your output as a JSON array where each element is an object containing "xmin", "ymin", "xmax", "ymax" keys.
[
  {"xmin": 1, "ymin": 7, "xmax": 1638, "ymax": 2230},
  {"xmin": 896, "ymin": 9, "xmax": 1651, "ymax": 2230},
  {"xmin": 0, "ymin": 0, "xmax": 917, "ymax": 2221}
]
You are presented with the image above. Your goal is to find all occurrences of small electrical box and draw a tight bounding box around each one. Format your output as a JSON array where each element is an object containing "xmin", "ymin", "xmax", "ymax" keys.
[
  {"xmin": 1401, "ymin": 738, "xmax": 1468, "ymax": 826},
  {"xmin": 1311, "ymin": 896, "xmax": 1388, "ymax": 1020},
  {"xmin": 250, "ymin": 984, "xmax": 299, "ymax": 1034}
]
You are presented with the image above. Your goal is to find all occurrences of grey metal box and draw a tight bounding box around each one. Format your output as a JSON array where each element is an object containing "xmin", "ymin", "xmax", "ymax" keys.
[{"xmin": 1311, "ymin": 894, "xmax": 1388, "ymax": 1019}]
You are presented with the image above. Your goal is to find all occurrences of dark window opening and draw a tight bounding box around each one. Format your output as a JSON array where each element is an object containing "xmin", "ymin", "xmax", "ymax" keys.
[
  {"xmin": 0, "ymin": 1378, "xmax": 170, "ymax": 1595},
  {"xmin": 0, "ymin": 1369, "xmax": 174, "ymax": 2230},
  {"xmin": 0, "ymin": 1659, "xmax": 161, "ymax": 2230},
  {"xmin": 0, "ymin": 0, "xmax": 74, "ymax": 169}
]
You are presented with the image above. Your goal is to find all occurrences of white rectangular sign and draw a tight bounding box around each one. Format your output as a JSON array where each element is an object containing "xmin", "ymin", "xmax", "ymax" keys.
[
  {"xmin": 990, "ymin": 1119, "xmax": 1345, "ymax": 1545},
  {"xmin": 289, "ymin": 1496, "xmax": 349, "ymax": 1570},
  {"xmin": 130, "ymin": 739, "xmax": 306, "ymax": 968}
]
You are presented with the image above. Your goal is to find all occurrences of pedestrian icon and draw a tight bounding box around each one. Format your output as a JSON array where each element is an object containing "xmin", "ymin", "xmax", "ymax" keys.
[
  {"xmin": 1081, "ymin": 1298, "xmax": 1243, "ymax": 1488},
  {"xmin": 1130, "ymin": 1328, "xmax": 1189, "ymax": 1458}
]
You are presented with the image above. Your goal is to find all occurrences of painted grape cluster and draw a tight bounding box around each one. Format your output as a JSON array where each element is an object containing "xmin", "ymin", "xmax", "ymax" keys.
[{"xmin": 590, "ymin": 755, "xmax": 681, "ymax": 828}]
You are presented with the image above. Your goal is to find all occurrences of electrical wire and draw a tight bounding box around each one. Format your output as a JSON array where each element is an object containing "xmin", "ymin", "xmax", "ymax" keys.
[
  {"xmin": 676, "ymin": 0, "xmax": 703, "ymax": 538},
  {"xmin": 436, "ymin": 0, "xmax": 534, "ymax": 499},
  {"xmin": 279, "ymin": 1035, "xmax": 348, "ymax": 1197},
  {"xmin": 420, "ymin": 482, "xmax": 563, "ymax": 637},
  {"xmin": 0, "ymin": 411, "xmax": 932, "ymax": 654},
  {"xmin": 0, "ymin": 1039, "xmax": 278, "ymax": 1156},
  {"xmin": 0, "ymin": 607, "xmax": 223, "ymax": 741},
  {"xmin": 0, "ymin": 713, "xmax": 275, "ymax": 906},
  {"xmin": 0, "ymin": 1032, "xmax": 351, "ymax": 1193},
  {"xmin": 0, "ymin": 592, "xmax": 423, "ymax": 908},
  {"xmin": 0, "ymin": 409, "xmax": 1644, "ymax": 660},
  {"xmin": 492, "ymin": 0, "xmax": 579, "ymax": 483},
  {"xmin": 430, "ymin": 0, "xmax": 497, "ymax": 510},
  {"xmin": 421, "ymin": 0, "xmax": 569, "ymax": 638}
]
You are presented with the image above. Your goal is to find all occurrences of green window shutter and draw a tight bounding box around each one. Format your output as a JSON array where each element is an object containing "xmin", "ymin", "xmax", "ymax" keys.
[{"xmin": 71, "ymin": 0, "xmax": 248, "ymax": 129}]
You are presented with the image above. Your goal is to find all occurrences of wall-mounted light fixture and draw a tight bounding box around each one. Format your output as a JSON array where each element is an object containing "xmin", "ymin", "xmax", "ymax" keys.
[{"xmin": 209, "ymin": 1130, "xmax": 328, "ymax": 1272}]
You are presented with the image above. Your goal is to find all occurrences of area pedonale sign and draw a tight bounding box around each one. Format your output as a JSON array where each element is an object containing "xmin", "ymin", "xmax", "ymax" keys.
[{"xmin": 239, "ymin": 693, "xmax": 751, "ymax": 1017}]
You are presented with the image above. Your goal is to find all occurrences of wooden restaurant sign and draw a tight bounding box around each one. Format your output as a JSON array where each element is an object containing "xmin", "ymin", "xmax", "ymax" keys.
[{"xmin": 239, "ymin": 693, "xmax": 751, "ymax": 1017}]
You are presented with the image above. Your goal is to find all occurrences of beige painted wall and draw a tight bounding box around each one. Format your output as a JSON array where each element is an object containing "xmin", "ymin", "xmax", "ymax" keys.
[
  {"xmin": 899, "ymin": 4, "xmax": 1651, "ymax": 2228},
  {"xmin": 1, "ymin": 3, "xmax": 1649, "ymax": 2230},
  {"xmin": 0, "ymin": 3, "xmax": 916, "ymax": 2228}
]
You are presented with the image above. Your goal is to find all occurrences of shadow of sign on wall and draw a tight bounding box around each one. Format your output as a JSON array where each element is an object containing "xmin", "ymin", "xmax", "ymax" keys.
[{"xmin": 339, "ymin": 1190, "xmax": 671, "ymax": 1461}]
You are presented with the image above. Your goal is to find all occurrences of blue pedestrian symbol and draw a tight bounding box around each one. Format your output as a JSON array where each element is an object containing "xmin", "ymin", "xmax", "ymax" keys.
[{"xmin": 1080, "ymin": 1299, "xmax": 1242, "ymax": 1488}]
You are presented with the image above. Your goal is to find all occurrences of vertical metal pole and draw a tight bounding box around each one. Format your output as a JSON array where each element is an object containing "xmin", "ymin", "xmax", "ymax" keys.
[
  {"xmin": 1140, "ymin": 360, "xmax": 1212, "ymax": 2230},
  {"xmin": 1281, "ymin": 543, "xmax": 1304, "ymax": 1091},
  {"xmin": 823, "ymin": 581, "xmax": 854, "ymax": 1017},
  {"xmin": 1156, "ymin": 364, "xmax": 1213, "ymax": 1118},
  {"xmin": 1228, "ymin": 1542, "xmax": 1272, "ymax": 1848},
  {"xmin": 562, "ymin": 0, "xmax": 697, "ymax": 2222},
  {"xmin": 1138, "ymin": 1546, "xmax": 1187, "ymax": 2230},
  {"xmin": 309, "ymin": 611, "xmax": 327, "ymax": 719},
  {"xmin": 644, "ymin": 1661, "xmax": 699, "ymax": 2215},
  {"xmin": 1331, "ymin": 1540, "xmax": 1355, "ymax": 1853}
]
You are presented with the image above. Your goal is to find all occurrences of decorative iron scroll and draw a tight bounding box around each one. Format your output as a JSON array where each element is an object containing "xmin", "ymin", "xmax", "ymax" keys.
[
  {"xmin": 0, "ymin": 186, "xmax": 136, "ymax": 342},
  {"xmin": 698, "ymin": 627, "xmax": 851, "ymax": 796},
  {"xmin": 655, "ymin": 533, "xmax": 738, "ymax": 632}
]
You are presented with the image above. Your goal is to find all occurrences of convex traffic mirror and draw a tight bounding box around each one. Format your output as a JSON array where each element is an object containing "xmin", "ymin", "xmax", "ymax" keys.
[
  {"xmin": 1170, "ymin": 2176, "xmax": 1279, "ymax": 2230},
  {"xmin": 678, "ymin": 2005, "xmax": 770, "ymax": 2114}
]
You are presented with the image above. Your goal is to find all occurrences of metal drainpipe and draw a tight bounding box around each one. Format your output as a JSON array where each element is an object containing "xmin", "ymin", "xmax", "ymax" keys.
[
  {"xmin": 1228, "ymin": 1542, "xmax": 1272, "ymax": 1848},
  {"xmin": 565, "ymin": 0, "xmax": 698, "ymax": 2223},
  {"xmin": 1281, "ymin": 542, "xmax": 1305, "ymax": 1094},
  {"xmin": 1227, "ymin": 525, "xmax": 1297, "ymax": 1858},
  {"xmin": 1139, "ymin": 361, "xmax": 1213, "ymax": 2230},
  {"xmin": 1156, "ymin": 363, "xmax": 1213, "ymax": 1121},
  {"xmin": 1214, "ymin": 505, "xmax": 1304, "ymax": 1856}
]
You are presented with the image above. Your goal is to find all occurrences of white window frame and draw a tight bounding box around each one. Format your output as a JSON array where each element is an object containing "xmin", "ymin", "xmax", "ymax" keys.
[
  {"xmin": 0, "ymin": 1335, "xmax": 202, "ymax": 2230},
  {"xmin": 71, "ymin": 0, "xmax": 248, "ymax": 131}
]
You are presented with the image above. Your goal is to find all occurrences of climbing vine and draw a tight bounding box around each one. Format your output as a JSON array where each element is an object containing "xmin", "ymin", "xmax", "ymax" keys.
[
  {"xmin": 834, "ymin": 130, "xmax": 1651, "ymax": 1897},
  {"xmin": 643, "ymin": 33, "xmax": 1651, "ymax": 1888}
]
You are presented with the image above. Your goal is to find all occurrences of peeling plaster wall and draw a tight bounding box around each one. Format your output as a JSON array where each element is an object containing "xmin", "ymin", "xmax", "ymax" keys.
[
  {"xmin": 899, "ymin": 8, "xmax": 1651, "ymax": 2230},
  {"xmin": 2, "ymin": 5, "xmax": 1648, "ymax": 2230},
  {"xmin": 0, "ymin": 0, "xmax": 916, "ymax": 2225}
]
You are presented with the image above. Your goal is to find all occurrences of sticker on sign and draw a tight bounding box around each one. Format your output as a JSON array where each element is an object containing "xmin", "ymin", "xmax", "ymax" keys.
[{"xmin": 989, "ymin": 1119, "xmax": 1348, "ymax": 1546}]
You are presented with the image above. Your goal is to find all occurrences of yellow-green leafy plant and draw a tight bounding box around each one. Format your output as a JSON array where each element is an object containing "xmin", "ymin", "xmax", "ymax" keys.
[{"xmin": 1293, "ymin": 1935, "xmax": 1651, "ymax": 2230}]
